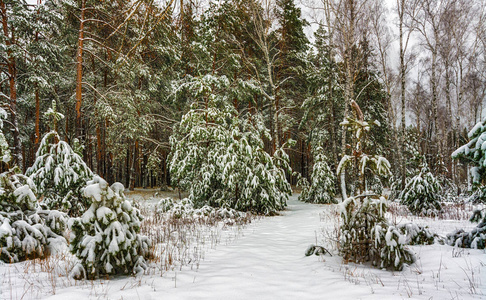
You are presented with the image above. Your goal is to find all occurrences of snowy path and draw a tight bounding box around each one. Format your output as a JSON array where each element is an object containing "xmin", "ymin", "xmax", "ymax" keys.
[
  {"xmin": 142, "ymin": 196, "xmax": 374, "ymax": 300},
  {"xmin": 24, "ymin": 195, "xmax": 485, "ymax": 300}
]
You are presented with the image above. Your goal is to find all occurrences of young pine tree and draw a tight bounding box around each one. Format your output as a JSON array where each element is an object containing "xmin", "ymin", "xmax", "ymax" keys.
[
  {"xmin": 26, "ymin": 101, "xmax": 93, "ymax": 215},
  {"xmin": 337, "ymin": 102, "xmax": 414, "ymax": 270},
  {"xmin": 299, "ymin": 146, "xmax": 336, "ymax": 204},
  {"xmin": 69, "ymin": 176, "xmax": 151, "ymax": 279},
  {"xmin": 398, "ymin": 163, "xmax": 442, "ymax": 216},
  {"xmin": 169, "ymin": 102, "xmax": 291, "ymax": 215},
  {"xmin": 0, "ymin": 108, "xmax": 67, "ymax": 263}
]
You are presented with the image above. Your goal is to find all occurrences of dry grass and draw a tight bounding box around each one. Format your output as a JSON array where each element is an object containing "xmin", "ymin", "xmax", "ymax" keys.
[
  {"xmin": 1, "ymin": 195, "xmax": 254, "ymax": 300},
  {"xmin": 137, "ymin": 199, "xmax": 254, "ymax": 275},
  {"xmin": 387, "ymin": 200, "xmax": 479, "ymax": 221}
]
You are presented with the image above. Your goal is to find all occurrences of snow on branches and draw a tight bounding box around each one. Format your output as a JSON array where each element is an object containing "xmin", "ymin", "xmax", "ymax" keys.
[
  {"xmin": 453, "ymin": 117, "xmax": 486, "ymax": 202},
  {"xmin": 299, "ymin": 146, "xmax": 336, "ymax": 204},
  {"xmin": 69, "ymin": 176, "xmax": 151, "ymax": 279},
  {"xmin": 0, "ymin": 107, "xmax": 67, "ymax": 263},
  {"xmin": 340, "ymin": 194, "xmax": 415, "ymax": 270},
  {"xmin": 169, "ymin": 103, "xmax": 291, "ymax": 215},
  {"xmin": 336, "ymin": 102, "xmax": 413, "ymax": 270},
  {"xmin": 398, "ymin": 164, "xmax": 442, "ymax": 216},
  {"xmin": 337, "ymin": 101, "xmax": 391, "ymax": 197},
  {"xmin": 0, "ymin": 170, "xmax": 67, "ymax": 263},
  {"xmin": 26, "ymin": 131, "xmax": 93, "ymax": 215}
]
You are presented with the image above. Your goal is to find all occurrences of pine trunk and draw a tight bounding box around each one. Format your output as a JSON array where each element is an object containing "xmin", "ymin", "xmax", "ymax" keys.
[
  {"xmin": 75, "ymin": 0, "xmax": 86, "ymax": 139},
  {"xmin": 0, "ymin": 0, "xmax": 23, "ymax": 170}
]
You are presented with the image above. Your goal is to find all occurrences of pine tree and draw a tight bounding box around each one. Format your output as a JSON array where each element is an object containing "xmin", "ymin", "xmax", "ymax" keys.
[
  {"xmin": 390, "ymin": 127, "xmax": 424, "ymax": 200},
  {"xmin": 0, "ymin": 108, "xmax": 67, "ymax": 263},
  {"xmin": 353, "ymin": 38, "xmax": 392, "ymax": 158},
  {"xmin": 337, "ymin": 101, "xmax": 391, "ymax": 196},
  {"xmin": 452, "ymin": 117, "xmax": 486, "ymax": 202},
  {"xmin": 336, "ymin": 102, "xmax": 413, "ymax": 270},
  {"xmin": 26, "ymin": 102, "xmax": 93, "ymax": 215},
  {"xmin": 340, "ymin": 194, "xmax": 415, "ymax": 270},
  {"xmin": 69, "ymin": 176, "xmax": 151, "ymax": 279},
  {"xmin": 301, "ymin": 24, "xmax": 344, "ymax": 165},
  {"xmin": 299, "ymin": 146, "xmax": 336, "ymax": 204},
  {"xmin": 398, "ymin": 163, "xmax": 442, "ymax": 215},
  {"xmin": 274, "ymin": 0, "xmax": 309, "ymax": 158},
  {"xmin": 169, "ymin": 101, "xmax": 291, "ymax": 215}
]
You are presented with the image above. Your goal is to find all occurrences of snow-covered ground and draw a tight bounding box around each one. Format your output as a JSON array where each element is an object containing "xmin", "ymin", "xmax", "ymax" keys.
[{"xmin": 1, "ymin": 195, "xmax": 484, "ymax": 299}]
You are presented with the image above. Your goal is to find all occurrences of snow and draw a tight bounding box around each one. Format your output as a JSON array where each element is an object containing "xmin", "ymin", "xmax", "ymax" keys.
[{"xmin": 0, "ymin": 195, "xmax": 485, "ymax": 299}]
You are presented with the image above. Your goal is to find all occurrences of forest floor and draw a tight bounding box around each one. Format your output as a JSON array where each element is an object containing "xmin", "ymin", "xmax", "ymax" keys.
[{"xmin": 0, "ymin": 194, "xmax": 485, "ymax": 300}]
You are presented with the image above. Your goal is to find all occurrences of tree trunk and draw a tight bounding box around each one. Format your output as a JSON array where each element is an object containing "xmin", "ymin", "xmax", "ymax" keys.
[
  {"xmin": 35, "ymin": 87, "xmax": 40, "ymax": 147},
  {"xmin": 129, "ymin": 140, "xmax": 138, "ymax": 190},
  {"xmin": 75, "ymin": 0, "xmax": 86, "ymax": 139},
  {"xmin": 431, "ymin": 49, "xmax": 439, "ymax": 170},
  {"xmin": 399, "ymin": 0, "xmax": 406, "ymax": 186},
  {"xmin": 0, "ymin": 0, "xmax": 23, "ymax": 169}
]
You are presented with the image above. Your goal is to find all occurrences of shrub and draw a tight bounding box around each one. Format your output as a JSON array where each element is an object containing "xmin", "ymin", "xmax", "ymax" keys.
[
  {"xmin": 397, "ymin": 223, "xmax": 435, "ymax": 245},
  {"xmin": 446, "ymin": 209, "xmax": 486, "ymax": 249}
]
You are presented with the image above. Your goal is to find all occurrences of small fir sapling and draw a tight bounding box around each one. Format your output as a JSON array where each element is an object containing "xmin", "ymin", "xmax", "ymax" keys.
[
  {"xmin": 0, "ymin": 108, "xmax": 67, "ymax": 263},
  {"xmin": 26, "ymin": 101, "xmax": 93, "ymax": 215},
  {"xmin": 69, "ymin": 176, "xmax": 151, "ymax": 279},
  {"xmin": 398, "ymin": 163, "xmax": 442, "ymax": 216},
  {"xmin": 336, "ymin": 101, "xmax": 414, "ymax": 270},
  {"xmin": 299, "ymin": 146, "xmax": 337, "ymax": 204}
]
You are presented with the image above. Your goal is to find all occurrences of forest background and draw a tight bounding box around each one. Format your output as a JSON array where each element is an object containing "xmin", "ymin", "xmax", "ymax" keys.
[{"xmin": 1, "ymin": 0, "xmax": 485, "ymax": 193}]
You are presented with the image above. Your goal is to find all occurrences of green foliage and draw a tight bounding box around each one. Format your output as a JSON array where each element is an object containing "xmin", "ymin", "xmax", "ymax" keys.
[
  {"xmin": 353, "ymin": 38, "xmax": 392, "ymax": 157},
  {"xmin": 390, "ymin": 128, "xmax": 424, "ymax": 200},
  {"xmin": 447, "ymin": 225, "xmax": 486, "ymax": 250},
  {"xmin": 337, "ymin": 102, "xmax": 391, "ymax": 196},
  {"xmin": 447, "ymin": 209, "xmax": 486, "ymax": 250},
  {"xmin": 26, "ymin": 131, "xmax": 93, "ymax": 215},
  {"xmin": 453, "ymin": 117, "xmax": 486, "ymax": 202},
  {"xmin": 0, "ymin": 169, "xmax": 67, "ymax": 263},
  {"xmin": 336, "ymin": 102, "xmax": 412, "ymax": 270},
  {"xmin": 169, "ymin": 102, "xmax": 291, "ymax": 215},
  {"xmin": 69, "ymin": 176, "xmax": 151, "ymax": 279},
  {"xmin": 469, "ymin": 209, "xmax": 485, "ymax": 224},
  {"xmin": 299, "ymin": 146, "xmax": 336, "ymax": 204},
  {"xmin": 397, "ymin": 223, "xmax": 435, "ymax": 245},
  {"xmin": 398, "ymin": 164, "xmax": 442, "ymax": 216},
  {"xmin": 301, "ymin": 25, "xmax": 344, "ymax": 160},
  {"xmin": 340, "ymin": 194, "xmax": 415, "ymax": 270}
]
